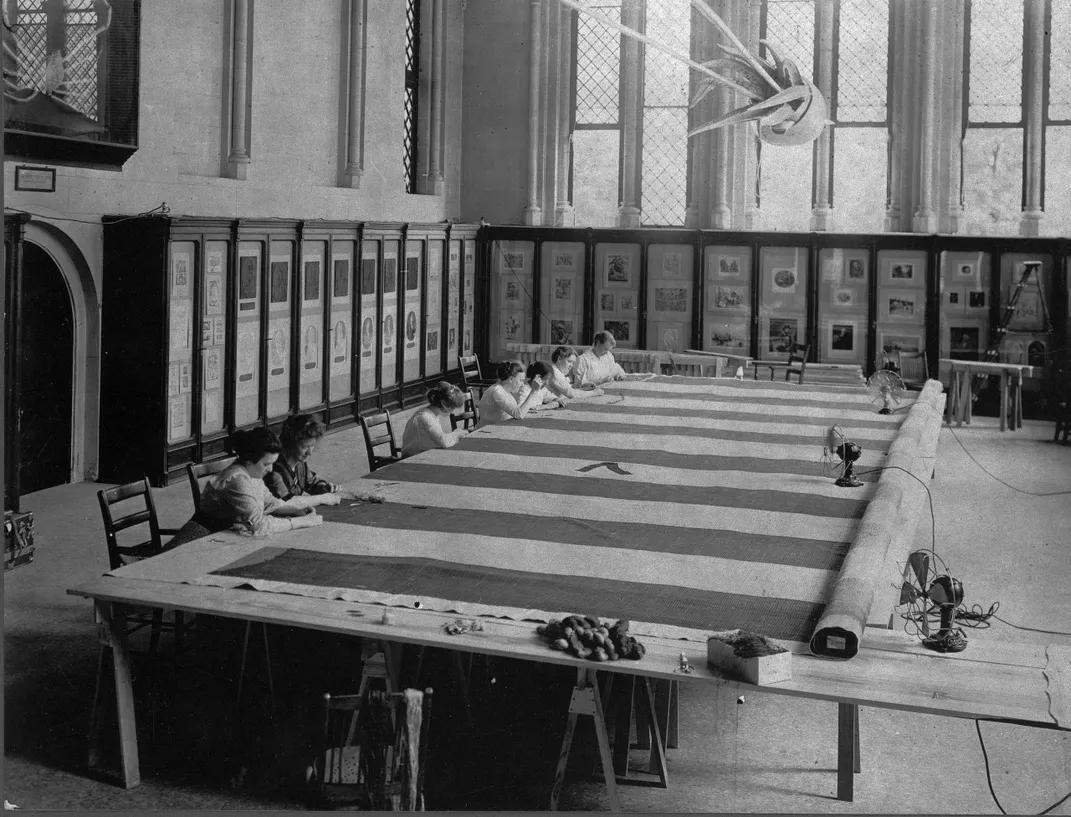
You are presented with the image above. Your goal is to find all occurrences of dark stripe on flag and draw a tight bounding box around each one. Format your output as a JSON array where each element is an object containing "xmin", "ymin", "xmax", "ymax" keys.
[
  {"xmin": 604, "ymin": 389, "xmax": 878, "ymax": 411},
  {"xmin": 622, "ymin": 375, "xmax": 865, "ymax": 395},
  {"xmin": 319, "ymin": 503, "xmax": 851, "ymax": 571},
  {"xmin": 210, "ymin": 547, "xmax": 826, "ymax": 643},
  {"xmin": 449, "ymin": 437, "xmax": 882, "ymax": 482},
  {"xmin": 363, "ymin": 463, "xmax": 869, "ymax": 518},
  {"xmin": 570, "ymin": 401, "xmax": 901, "ymax": 431},
  {"xmin": 530, "ymin": 417, "xmax": 893, "ymax": 452}
]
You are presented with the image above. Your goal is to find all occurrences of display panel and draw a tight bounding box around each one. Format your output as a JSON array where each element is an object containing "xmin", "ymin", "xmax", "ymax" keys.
[
  {"xmin": 403, "ymin": 242, "xmax": 424, "ymax": 382},
  {"xmin": 201, "ymin": 240, "xmax": 228, "ymax": 434},
  {"xmin": 447, "ymin": 240, "xmax": 462, "ymax": 367},
  {"xmin": 380, "ymin": 241, "xmax": 400, "ymax": 388},
  {"xmin": 425, "ymin": 240, "xmax": 444, "ymax": 377},
  {"xmin": 702, "ymin": 245, "xmax": 752, "ymax": 356},
  {"xmin": 234, "ymin": 242, "xmax": 263, "ymax": 427},
  {"xmin": 997, "ymin": 253, "xmax": 1051, "ymax": 373},
  {"xmin": 875, "ymin": 249, "xmax": 927, "ymax": 373},
  {"xmin": 593, "ymin": 243, "xmax": 641, "ymax": 349},
  {"xmin": 330, "ymin": 242, "xmax": 355, "ymax": 402},
  {"xmin": 266, "ymin": 241, "xmax": 294, "ymax": 419},
  {"xmin": 357, "ymin": 241, "xmax": 378, "ymax": 396},
  {"xmin": 646, "ymin": 244, "xmax": 693, "ymax": 352},
  {"xmin": 298, "ymin": 241, "xmax": 326, "ymax": 410},
  {"xmin": 758, "ymin": 247, "xmax": 809, "ymax": 360},
  {"xmin": 462, "ymin": 242, "xmax": 475, "ymax": 357},
  {"xmin": 489, "ymin": 240, "xmax": 535, "ymax": 360},
  {"xmin": 539, "ymin": 241, "xmax": 585, "ymax": 347},
  {"xmin": 817, "ymin": 248, "xmax": 868, "ymax": 364},
  {"xmin": 167, "ymin": 241, "xmax": 196, "ymax": 443}
]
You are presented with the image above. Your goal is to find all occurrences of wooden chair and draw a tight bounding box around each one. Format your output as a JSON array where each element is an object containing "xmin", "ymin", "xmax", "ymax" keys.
[
  {"xmin": 360, "ymin": 412, "xmax": 403, "ymax": 472},
  {"xmin": 897, "ymin": 350, "xmax": 929, "ymax": 390},
  {"xmin": 1054, "ymin": 401, "xmax": 1071, "ymax": 445},
  {"xmin": 97, "ymin": 478, "xmax": 186, "ymax": 653},
  {"xmin": 785, "ymin": 343, "xmax": 810, "ymax": 384},
  {"xmin": 310, "ymin": 687, "xmax": 434, "ymax": 811},
  {"xmin": 450, "ymin": 390, "xmax": 480, "ymax": 431},
  {"xmin": 458, "ymin": 354, "xmax": 494, "ymax": 398},
  {"xmin": 186, "ymin": 456, "xmax": 236, "ymax": 513}
]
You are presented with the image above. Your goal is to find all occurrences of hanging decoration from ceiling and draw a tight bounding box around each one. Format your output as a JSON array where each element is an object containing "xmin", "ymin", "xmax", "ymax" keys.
[{"xmin": 559, "ymin": 0, "xmax": 829, "ymax": 147}]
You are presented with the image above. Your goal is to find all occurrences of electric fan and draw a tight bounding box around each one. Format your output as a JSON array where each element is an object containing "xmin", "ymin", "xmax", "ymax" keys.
[
  {"xmin": 898, "ymin": 550, "xmax": 967, "ymax": 653},
  {"xmin": 823, "ymin": 425, "xmax": 863, "ymax": 488},
  {"xmin": 867, "ymin": 369, "xmax": 906, "ymax": 415}
]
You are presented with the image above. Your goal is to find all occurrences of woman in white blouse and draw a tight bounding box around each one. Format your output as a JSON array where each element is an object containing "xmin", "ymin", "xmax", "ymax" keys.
[
  {"xmin": 401, "ymin": 381, "xmax": 469, "ymax": 456},
  {"xmin": 169, "ymin": 427, "xmax": 325, "ymax": 546},
  {"xmin": 476, "ymin": 360, "xmax": 545, "ymax": 427},
  {"xmin": 515, "ymin": 361, "xmax": 567, "ymax": 410},
  {"xmin": 547, "ymin": 346, "xmax": 604, "ymax": 400}
]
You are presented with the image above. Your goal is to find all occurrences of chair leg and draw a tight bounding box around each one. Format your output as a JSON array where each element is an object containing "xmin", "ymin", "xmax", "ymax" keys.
[
  {"xmin": 148, "ymin": 609, "xmax": 163, "ymax": 655},
  {"xmin": 174, "ymin": 612, "xmax": 185, "ymax": 655}
]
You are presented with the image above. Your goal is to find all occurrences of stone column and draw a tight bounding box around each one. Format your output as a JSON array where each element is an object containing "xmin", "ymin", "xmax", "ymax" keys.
[
  {"xmin": 554, "ymin": 5, "xmax": 576, "ymax": 226},
  {"xmin": 741, "ymin": 0, "xmax": 761, "ymax": 229},
  {"xmin": 524, "ymin": 0, "xmax": 544, "ymax": 225},
  {"xmin": 427, "ymin": 0, "xmax": 446, "ymax": 195},
  {"xmin": 912, "ymin": 0, "xmax": 940, "ymax": 232},
  {"xmin": 343, "ymin": 0, "xmax": 367, "ymax": 188},
  {"xmin": 226, "ymin": 0, "xmax": 252, "ymax": 180},
  {"xmin": 1020, "ymin": 0, "xmax": 1045, "ymax": 235},
  {"xmin": 810, "ymin": 0, "xmax": 835, "ymax": 231},
  {"xmin": 617, "ymin": 0, "xmax": 643, "ymax": 227}
]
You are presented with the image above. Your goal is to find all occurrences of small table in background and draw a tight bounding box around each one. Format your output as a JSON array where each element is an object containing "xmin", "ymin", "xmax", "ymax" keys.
[{"xmin": 941, "ymin": 359, "xmax": 1035, "ymax": 432}]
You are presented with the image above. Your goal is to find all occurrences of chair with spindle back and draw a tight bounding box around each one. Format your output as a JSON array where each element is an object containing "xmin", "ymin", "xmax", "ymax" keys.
[
  {"xmin": 311, "ymin": 687, "xmax": 434, "ymax": 811},
  {"xmin": 360, "ymin": 412, "xmax": 403, "ymax": 472},
  {"xmin": 450, "ymin": 390, "xmax": 480, "ymax": 432},
  {"xmin": 458, "ymin": 354, "xmax": 495, "ymax": 398},
  {"xmin": 784, "ymin": 343, "xmax": 810, "ymax": 384},
  {"xmin": 97, "ymin": 478, "xmax": 188, "ymax": 652},
  {"xmin": 186, "ymin": 457, "xmax": 237, "ymax": 513}
]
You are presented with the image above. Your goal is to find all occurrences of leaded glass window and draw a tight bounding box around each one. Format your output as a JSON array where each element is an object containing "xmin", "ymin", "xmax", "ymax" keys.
[
  {"xmin": 836, "ymin": 0, "xmax": 889, "ymax": 124},
  {"xmin": 641, "ymin": 0, "xmax": 690, "ymax": 226},
  {"xmin": 1048, "ymin": 0, "xmax": 1071, "ymax": 122},
  {"xmin": 403, "ymin": 0, "xmax": 421, "ymax": 193},
  {"xmin": 968, "ymin": 0, "xmax": 1024, "ymax": 124}
]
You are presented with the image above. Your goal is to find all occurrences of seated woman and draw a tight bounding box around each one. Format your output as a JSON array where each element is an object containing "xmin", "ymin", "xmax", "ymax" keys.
[
  {"xmin": 547, "ymin": 346, "xmax": 604, "ymax": 400},
  {"xmin": 476, "ymin": 360, "xmax": 545, "ymax": 427},
  {"xmin": 265, "ymin": 414, "xmax": 345, "ymax": 506},
  {"xmin": 169, "ymin": 427, "xmax": 323, "ymax": 547},
  {"xmin": 516, "ymin": 361, "xmax": 567, "ymax": 410},
  {"xmin": 401, "ymin": 381, "xmax": 470, "ymax": 456}
]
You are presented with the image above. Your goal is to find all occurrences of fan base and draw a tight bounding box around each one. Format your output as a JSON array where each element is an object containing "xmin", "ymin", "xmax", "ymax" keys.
[
  {"xmin": 835, "ymin": 475, "xmax": 863, "ymax": 488},
  {"xmin": 922, "ymin": 631, "xmax": 967, "ymax": 653},
  {"xmin": 878, "ymin": 407, "xmax": 892, "ymax": 415}
]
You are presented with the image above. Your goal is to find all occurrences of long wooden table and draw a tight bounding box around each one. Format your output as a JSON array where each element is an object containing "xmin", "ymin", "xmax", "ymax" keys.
[
  {"xmin": 67, "ymin": 376, "xmax": 1068, "ymax": 808},
  {"xmin": 941, "ymin": 358, "xmax": 1036, "ymax": 432},
  {"xmin": 70, "ymin": 576, "xmax": 1069, "ymax": 803}
]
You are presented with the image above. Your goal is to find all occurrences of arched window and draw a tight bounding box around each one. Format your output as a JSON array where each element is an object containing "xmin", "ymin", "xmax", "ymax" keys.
[
  {"xmin": 832, "ymin": 0, "xmax": 890, "ymax": 233},
  {"xmin": 754, "ymin": 0, "xmax": 815, "ymax": 232},
  {"xmin": 962, "ymin": 0, "xmax": 1025, "ymax": 235}
]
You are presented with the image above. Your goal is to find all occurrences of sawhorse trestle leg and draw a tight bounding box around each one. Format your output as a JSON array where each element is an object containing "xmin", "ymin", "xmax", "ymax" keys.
[
  {"xmin": 615, "ymin": 675, "xmax": 672, "ymax": 786},
  {"xmin": 837, "ymin": 702, "xmax": 862, "ymax": 802},
  {"xmin": 550, "ymin": 668, "xmax": 621, "ymax": 812},
  {"xmin": 87, "ymin": 601, "xmax": 140, "ymax": 788}
]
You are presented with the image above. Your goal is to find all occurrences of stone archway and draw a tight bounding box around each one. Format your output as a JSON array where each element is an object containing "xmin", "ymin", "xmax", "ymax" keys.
[{"xmin": 22, "ymin": 221, "xmax": 101, "ymax": 484}]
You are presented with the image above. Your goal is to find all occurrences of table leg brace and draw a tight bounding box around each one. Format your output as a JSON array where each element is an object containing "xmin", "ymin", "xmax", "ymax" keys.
[
  {"xmin": 87, "ymin": 601, "xmax": 140, "ymax": 788},
  {"xmin": 550, "ymin": 668, "xmax": 621, "ymax": 812}
]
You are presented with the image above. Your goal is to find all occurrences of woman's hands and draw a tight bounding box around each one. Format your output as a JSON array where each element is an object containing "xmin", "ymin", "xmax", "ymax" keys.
[
  {"xmin": 313, "ymin": 493, "xmax": 343, "ymax": 507},
  {"xmin": 291, "ymin": 512, "xmax": 323, "ymax": 530}
]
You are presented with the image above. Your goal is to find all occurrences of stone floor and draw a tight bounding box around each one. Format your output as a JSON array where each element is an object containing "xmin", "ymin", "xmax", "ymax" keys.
[{"xmin": 3, "ymin": 408, "xmax": 1070, "ymax": 812}]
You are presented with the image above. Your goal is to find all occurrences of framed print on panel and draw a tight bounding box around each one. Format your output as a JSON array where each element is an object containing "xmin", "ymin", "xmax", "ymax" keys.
[
  {"xmin": 847, "ymin": 258, "xmax": 866, "ymax": 282},
  {"xmin": 716, "ymin": 255, "xmax": 741, "ymax": 277},
  {"xmin": 552, "ymin": 275, "xmax": 575, "ymax": 306},
  {"xmin": 550, "ymin": 319, "xmax": 575, "ymax": 345},
  {"xmin": 944, "ymin": 286, "xmax": 964, "ymax": 313},
  {"xmin": 885, "ymin": 259, "xmax": 917, "ymax": 285},
  {"xmin": 662, "ymin": 251, "xmax": 683, "ymax": 279},
  {"xmin": 955, "ymin": 261, "xmax": 977, "ymax": 281},
  {"xmin": 879, "ymin": 332, "xmax": 922, "ymax": 354},
  {"xmin": 551, "ymin": 249, "xmax": 577, "ymax": 271},
  {"xmin": 770, "ymin": 267, "xmax": 798, "ymax": 295},
  {"xmin": 602, "ymin": 319, "xmax": 634, "ymax": 344},
  {"xmin": 710, "ymin": 284, "xmax": 747, "ymax": 310},
  {"xmin": 966, "ymin": 289, "xmax": 987, "ymax": 312},
  {"xmin": 831, "ymin": 287, "xmax": 857, "ymax": 308},
  {"xmin": 599, "ymin": 291, "xmax": 615, "ymax": 313},
  {"xmin": 884, "ymin": 290, "xmax": 920, "ymax": 321},
  {"xmin": 605, "ymin": 253, "xmax": 633, "ymax": 287},
  {"xmin": 708, "ymin": 318, "xmax": 749, "ymax": 351},
  {"xmin": 501, "ymin": 250, "xmax": 526, "ymax": 271},
  {"xmin": 618, "ymin": 292, "xmax": 637, "ymax": 312},
  {"xmin": 949, "ymin": 325, "xmax": 981, "ymax": 359},
  {"xmin": 827, "ymin": 321, "xmax": 857, "ymax": 358},
  {"xmin": 763, "ymin": 316, "xmax": 802, "ymax": 354},
  {"xmin": 653, "ymin": 286, "xmax": 688, "ymax": 313}
]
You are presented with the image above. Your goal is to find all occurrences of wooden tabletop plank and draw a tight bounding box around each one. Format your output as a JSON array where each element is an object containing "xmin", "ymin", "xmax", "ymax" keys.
[{"xmin": 68, "ymin": 577, "xmax": 1065, "ymax": 731}]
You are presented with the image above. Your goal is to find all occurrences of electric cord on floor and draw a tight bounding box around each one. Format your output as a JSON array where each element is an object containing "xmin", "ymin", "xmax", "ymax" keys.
[
  {"xmin": 975, "ymin": 719, "xmax": 1071, "ymax": 815},
  {"xmin": 942, "ymin": 422, "xmax": 1071, "ymax": 497},
  {"xmin": 855, "ymin": 465, "xmax": 937, "ymax": 554}
]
